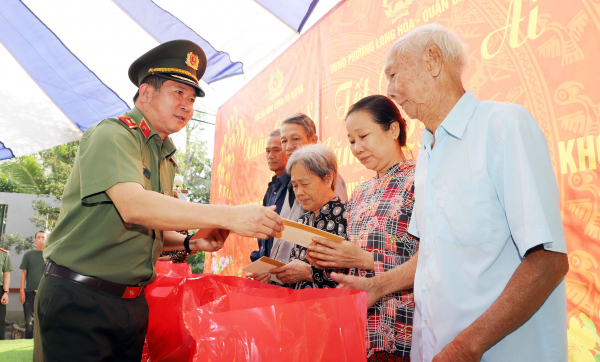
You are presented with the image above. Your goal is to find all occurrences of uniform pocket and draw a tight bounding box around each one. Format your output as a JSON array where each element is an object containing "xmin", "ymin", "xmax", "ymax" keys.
[{"xmin": 436, "ymin": 181, "xmax": 494, "ymax": 246}]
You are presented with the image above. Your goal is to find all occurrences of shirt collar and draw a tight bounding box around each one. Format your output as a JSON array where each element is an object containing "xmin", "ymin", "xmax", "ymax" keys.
[
  {"xmin": 278, "ymin": 172, "xmax": 291, "ymax": 184},
  {"xmin": 376, "ymin": 160, "xmax": 415, "ymax": 181},
  {"xmin": 438, "ymin": 91, "xmax": 479, "ymax": 140},
  {"xmin": 124, "ymin": 107, "xmax": 177, "ymax": 157}
]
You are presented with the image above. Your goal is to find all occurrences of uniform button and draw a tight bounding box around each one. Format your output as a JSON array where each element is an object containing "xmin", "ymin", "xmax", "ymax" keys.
[
  {"xmin": 155, "ymin": 136, "xmax": 160, "ymax": 141},
  {"xmin": 429, "ymin": 214, "xmax": 433, "ymax": 220}
]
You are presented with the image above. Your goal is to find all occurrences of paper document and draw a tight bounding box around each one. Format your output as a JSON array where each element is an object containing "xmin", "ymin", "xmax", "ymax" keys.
[
  {"xmin": 242, "ymin": 257, "xmax": 286, "ymax": 284},
  {"xmin": 276, "ymin": 219, "xmax": 344, "ymax": 248}
]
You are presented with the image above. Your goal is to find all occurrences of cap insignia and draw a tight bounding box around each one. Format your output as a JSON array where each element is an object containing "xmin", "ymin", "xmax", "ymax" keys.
[
  {"xmin": 119, "ymin": 117, "xmax": 138, "ymax": 129},
  {"xmin": 185, "ymin": 52, "xmax": 200, "ymax": 71},
  {"xmin": 140, "ymin": 119, "xmax": 151, "ymax": 138}
]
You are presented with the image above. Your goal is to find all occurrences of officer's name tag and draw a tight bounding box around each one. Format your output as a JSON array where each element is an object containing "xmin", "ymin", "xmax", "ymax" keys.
[{"xmin": 143, "ymin": 166, "xmax": 151, "ymax": 179}]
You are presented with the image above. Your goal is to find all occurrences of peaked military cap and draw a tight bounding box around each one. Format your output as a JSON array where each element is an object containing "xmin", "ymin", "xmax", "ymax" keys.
[{"xmin": 128, "ymin": 40, "xmax": 207, "ymax": 97}]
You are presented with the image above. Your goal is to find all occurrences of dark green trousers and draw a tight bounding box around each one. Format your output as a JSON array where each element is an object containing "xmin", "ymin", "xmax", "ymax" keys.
[{"xmin": 33, "ymin": 274, "xmax": 148, "ymax": 362}]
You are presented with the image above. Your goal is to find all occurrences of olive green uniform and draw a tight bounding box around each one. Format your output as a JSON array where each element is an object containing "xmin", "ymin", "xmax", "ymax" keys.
[
  {"xmin": 0, "ymin": 250, "xmax": 13, "ymax": 340},
  {"xmin": 34, "ymin": 107, "xmax": 177, "ymax": 361}
]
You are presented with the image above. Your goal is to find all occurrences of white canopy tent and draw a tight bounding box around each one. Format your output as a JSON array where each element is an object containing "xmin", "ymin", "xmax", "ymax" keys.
[{"xmin": 0, "ymin": 0, "xmax": 342, "ymax": 159}]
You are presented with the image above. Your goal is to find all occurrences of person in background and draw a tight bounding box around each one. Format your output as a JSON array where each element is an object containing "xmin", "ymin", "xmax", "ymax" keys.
[
  {"xmin": 267, "ymin": 144, "xmax": 347, "ymax": 288},
  {"xmin": 268, "ymin": 114, "xmax": 348, "ymax": 284},
  {"xmin": 330, "ymin": 23, "xmax": 569, "ymax": 362},
  {"xmin": 247, "ymin": 129, "xmax": 289, "ymax": 283},
  {"xmin": 0, "ymin": 246, "xmax": 12, "ymax": 340},
  {"xmin": 19, "ymin": 231, "xmax": 47, "ymax": 339},
  {"xmin": 307, "ymin": 95, "xmax": 418, "ymax": 361}
]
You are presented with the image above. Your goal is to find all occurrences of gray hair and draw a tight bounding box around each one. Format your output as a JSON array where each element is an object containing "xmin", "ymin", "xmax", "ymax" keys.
[
  {"xmin": 286, "ymin": 144, "xmax": 338, "ymax": 191},
  {"xmin": 268, "ymin": 129, "xmax": 281, "ymax": 138},
  {"xmin": 282, "ymin": 113, "xmax": 316, "ymax": 139},
  {"xmin": 390, "ymin": 23, "xmax": 469, "ymax": 76}
]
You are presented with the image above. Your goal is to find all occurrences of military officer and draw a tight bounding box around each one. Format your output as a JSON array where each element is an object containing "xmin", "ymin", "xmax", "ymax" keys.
[
  {"xmin": 0, "ymin": 247, "xmax": 12, "ymax": 340},
  {"xmin": 34, "ymin": 40, "xmax": 283, "ymax": 361}
]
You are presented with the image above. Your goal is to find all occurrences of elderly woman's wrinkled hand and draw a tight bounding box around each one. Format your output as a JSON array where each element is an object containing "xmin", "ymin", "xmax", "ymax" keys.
[
  {"xmin": 246, "ymin": 272, "xmax": 271, "ymax": 283},
  {"xmin": 269, "ymin": 259, "xmax": 312, "ymax": 284},
  {"xmin": 307, "ymin": 237, "xmax": 373, "ymax": 270}
]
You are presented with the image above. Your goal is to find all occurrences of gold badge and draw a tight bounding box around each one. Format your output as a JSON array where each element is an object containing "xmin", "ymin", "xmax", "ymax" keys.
[{"xmin": 185, "ymin": 52, "xmax": 200, "ymax": 71}]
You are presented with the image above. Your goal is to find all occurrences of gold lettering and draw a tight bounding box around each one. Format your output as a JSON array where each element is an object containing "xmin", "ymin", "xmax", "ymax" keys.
[
  {"xmin": 558, "ymin": 140, "xmax": 577, "ymax": 174},
  {"xmin": 577, "ymin": 135, "xmax": 597, "ymax": 171}
]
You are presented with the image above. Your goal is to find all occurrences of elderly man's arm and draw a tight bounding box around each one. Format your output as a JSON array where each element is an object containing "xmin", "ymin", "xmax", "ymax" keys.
[
  {"xmin": 331, "ymin": 252, "xmax": 418, "ymax": 307},
  {"xmin": 433, "ymin": 246, "xmax": 568, "ymax": 362}
]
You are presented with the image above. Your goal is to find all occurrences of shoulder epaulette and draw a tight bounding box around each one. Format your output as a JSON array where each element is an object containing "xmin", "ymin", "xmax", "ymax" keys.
[
  {"xmin": 119, "ymin": 117, "xmax": 138, "ymax": 129},
  {"xmin": 0, "ymin": 248, "xmax": 8, "ymax": 253},
  {"xmin": 170, "ymin": 157, "xmax": 179, "ymax": 168}
]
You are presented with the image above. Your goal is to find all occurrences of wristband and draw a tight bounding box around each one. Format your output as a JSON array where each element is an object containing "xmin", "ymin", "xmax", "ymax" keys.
[
  {"xmin": 2, "ymin": 290, "xmax": 7, "ymax": 294},
  {"xmin": 183, "ymin": 234, "xmax": 194, "ymax": 254}
]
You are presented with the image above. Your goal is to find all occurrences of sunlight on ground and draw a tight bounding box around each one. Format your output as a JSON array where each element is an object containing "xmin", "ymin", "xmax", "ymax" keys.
[{"xmin": 0, "ymin": 339, "xmax": 34, "ymax": 362}]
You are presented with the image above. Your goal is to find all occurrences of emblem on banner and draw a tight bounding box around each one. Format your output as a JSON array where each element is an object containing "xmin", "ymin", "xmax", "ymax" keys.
[
  {"xmin": 185, "ymin": 52, "xmax": 200, "ymax": 71},
  {"xmin": 383, "ymin": 0, "xmax": 413, "ymax": 22},
  {"xmin": 268, "ymin": 69, "xmax": 284, "ymax": 100}
]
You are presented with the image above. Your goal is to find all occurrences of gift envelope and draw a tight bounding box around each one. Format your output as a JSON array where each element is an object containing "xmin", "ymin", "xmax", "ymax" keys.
[
  {"xmin": 276, "ymin": 219, "xmax": 344, "ymax": 247},
  {"xmin": 242, "ymin": 257, "xmax": 286, "ymax": 284}
]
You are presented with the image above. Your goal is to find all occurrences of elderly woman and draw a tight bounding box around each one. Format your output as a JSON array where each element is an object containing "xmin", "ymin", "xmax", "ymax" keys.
[
  {"xmin": 307, "ymin": 95, "xmax": 418, "ymax": 361},
  {"xmin": 267, "ymin": 144, "xmax": 348, "ymax": 289}
]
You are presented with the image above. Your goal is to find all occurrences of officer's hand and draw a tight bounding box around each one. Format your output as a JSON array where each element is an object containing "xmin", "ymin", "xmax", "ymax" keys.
[
  {"xmin": 193, "ymin": 229, "xmax": 228, "ymax": 252},
  {"xmin": 228, "ymin": 205, "xmax": 283, "ymax": 239},
  {"xmin": 1, "ymin": 293, "xmax": 8, "ymax": 305},
  {"xmin": 19, "ymin": 290, "xmax": 25, "ymax": 304}
]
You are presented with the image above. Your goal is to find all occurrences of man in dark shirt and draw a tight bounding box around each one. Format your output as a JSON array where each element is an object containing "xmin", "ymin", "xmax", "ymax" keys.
[
  {"xmin": 19, "ymin": 231, "xmax": 46, "ymax": 339},
  {"xmin": 249, "ymin": 129, "xmax": 289, "ymax": 268}
]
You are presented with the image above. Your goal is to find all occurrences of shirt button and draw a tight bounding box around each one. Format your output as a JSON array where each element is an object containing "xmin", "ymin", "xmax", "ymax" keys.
[
  {"xmin": 425, "ymin": 284, "xmax": 429, "ymax": 290},
  {"xmin": 427, "ymin": 248, "xmax": 432, "ymax": 254},
  {"xmin": 429, "ymin": 214, "xmax": 433, "ymax": 220},
  {"xmin": 424, "ymin": 320, "xmax": 428, "ymax": 326}
]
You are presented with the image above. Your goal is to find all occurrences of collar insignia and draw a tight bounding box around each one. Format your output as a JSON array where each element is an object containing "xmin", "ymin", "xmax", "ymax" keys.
[
  {"xmin": 185, "ymin": 52, "xmax": 200, "ymax": 71},
  {"xmin": 119, "ymin": 117, "xmax": 138, "ymax": 129},
  {"xmin": 140, "ymin": 119, "xmax": 151, "ymax": 138}
]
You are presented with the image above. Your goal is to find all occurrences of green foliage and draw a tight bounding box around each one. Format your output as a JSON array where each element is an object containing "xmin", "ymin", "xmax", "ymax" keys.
[
  {"xmin": 30, "ymin": 200, "xmax": 60, "ymax": 231},
  {"xmin": 175, "ymin": 111, "xmax": 212, "ymax": 204},
  {"xmin": 0, "ymin": 233, "xmax": 34, "ymax": 254},
  {"xmin": 188, "ymin": 251, "xmax": 205, "ymax": 274}
]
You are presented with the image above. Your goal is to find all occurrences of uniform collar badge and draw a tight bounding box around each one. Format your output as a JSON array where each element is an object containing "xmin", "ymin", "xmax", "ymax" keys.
[
  {"xmin": 119, "ymin": 116, "xmax": 138, "ymax": 129},
  {"xmin": 185, "ymin": 52, "xmax": 200, "ymax": 71},
  {"xmin": 140, "ymin": 119, "xmax": 151, "ymax": 138}
]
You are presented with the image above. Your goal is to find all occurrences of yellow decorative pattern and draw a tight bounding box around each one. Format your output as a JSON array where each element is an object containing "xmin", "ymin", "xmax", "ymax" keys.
[{"xmin": 148, "ymin": 68, "xmax": 198, "ymax": 84}]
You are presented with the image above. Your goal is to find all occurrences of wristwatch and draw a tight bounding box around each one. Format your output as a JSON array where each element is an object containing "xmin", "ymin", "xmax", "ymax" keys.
[{"xmin": 2, "ymin": 290, "xmax": 8, "ymax": 294}]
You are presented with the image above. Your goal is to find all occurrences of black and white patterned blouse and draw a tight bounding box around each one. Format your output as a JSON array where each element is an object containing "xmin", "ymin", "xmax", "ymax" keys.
[{"xmin": 287, "ymin": 196, "xmax": 348, "ymax": 290}]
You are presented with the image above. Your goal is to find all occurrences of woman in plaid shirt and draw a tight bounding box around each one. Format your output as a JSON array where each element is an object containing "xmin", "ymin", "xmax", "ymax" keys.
[{"xmin": 308, "ymin": 95, "xmax": 418, "ymax": 361}]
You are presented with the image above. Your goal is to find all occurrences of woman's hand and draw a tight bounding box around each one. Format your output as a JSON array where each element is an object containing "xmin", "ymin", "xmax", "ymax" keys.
[
  {"xmin": 270, "ymin": 260, "xmax": 313, "ymax": 284},
  {"xmin": 246, "ymin": 272, "xmax": 271, "ymax": 283},
  {"xmin": 307, "ymin": 237, "xmax": 374, "ymax": 270}
]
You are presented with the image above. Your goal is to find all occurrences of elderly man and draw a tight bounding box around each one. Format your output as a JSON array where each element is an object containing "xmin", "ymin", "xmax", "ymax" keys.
[
  {"xmin": 331, "ymin": 24, "xmax": 568, "ymax": 362},
  {"xmin": 269, "ymin": 114, "xmax": 347, "ymax": 284}
]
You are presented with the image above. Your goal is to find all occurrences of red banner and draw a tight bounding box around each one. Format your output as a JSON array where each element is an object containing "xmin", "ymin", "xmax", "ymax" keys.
[{"xmin": 208, "ymin": 1, "xmax": 600, "ymax": 357}]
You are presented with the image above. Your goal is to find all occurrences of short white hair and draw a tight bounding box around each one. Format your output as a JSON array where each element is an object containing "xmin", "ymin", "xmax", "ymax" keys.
[
  {"xmin": 390, "ymin": 23, "xmax": 469, "ymax": 76},
  {"xmin": 286, "ymin": 144, "xmax": 338, "ymax": 191}
]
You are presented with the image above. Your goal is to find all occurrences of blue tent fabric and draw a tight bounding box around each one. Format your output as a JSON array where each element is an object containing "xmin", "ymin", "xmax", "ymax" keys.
[
  {"xmin": 256, "ymin": 0, "xmax": 320, "ymax": 32},
  {"xmin": 0, "ymin": 0, "xmax": 130, "ymax": 133},
  {"xmin": 0, "ymin": 141, "xmax": 14, "ymax": 161},
  {"xmin": 113, "ymin": 0, "xmax": 244, "ymax": 84}
]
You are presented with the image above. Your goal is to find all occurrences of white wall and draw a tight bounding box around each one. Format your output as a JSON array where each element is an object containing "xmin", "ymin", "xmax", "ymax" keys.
[{"xmin": 0, "ymin": 192, "xmax": 60, "ymax": 321}]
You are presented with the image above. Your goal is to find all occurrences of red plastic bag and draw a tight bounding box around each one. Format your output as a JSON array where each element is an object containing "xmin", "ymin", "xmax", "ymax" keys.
[{"xmin": 144, "ymin": 262, "xmax": 368, "ymax": 362}]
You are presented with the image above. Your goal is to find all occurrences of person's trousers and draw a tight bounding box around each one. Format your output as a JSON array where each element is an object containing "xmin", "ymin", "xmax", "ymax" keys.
[
  {"xmin": 0, "ymin": 300, "xmax": 6, "ymax": 340},
  {"xmin": 23, "ymin": 291, "xmax": 36, "ymax": 339},
  {"xmin": 33, "ymin": 274, "xmax": 149, "ymax": 362}
]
